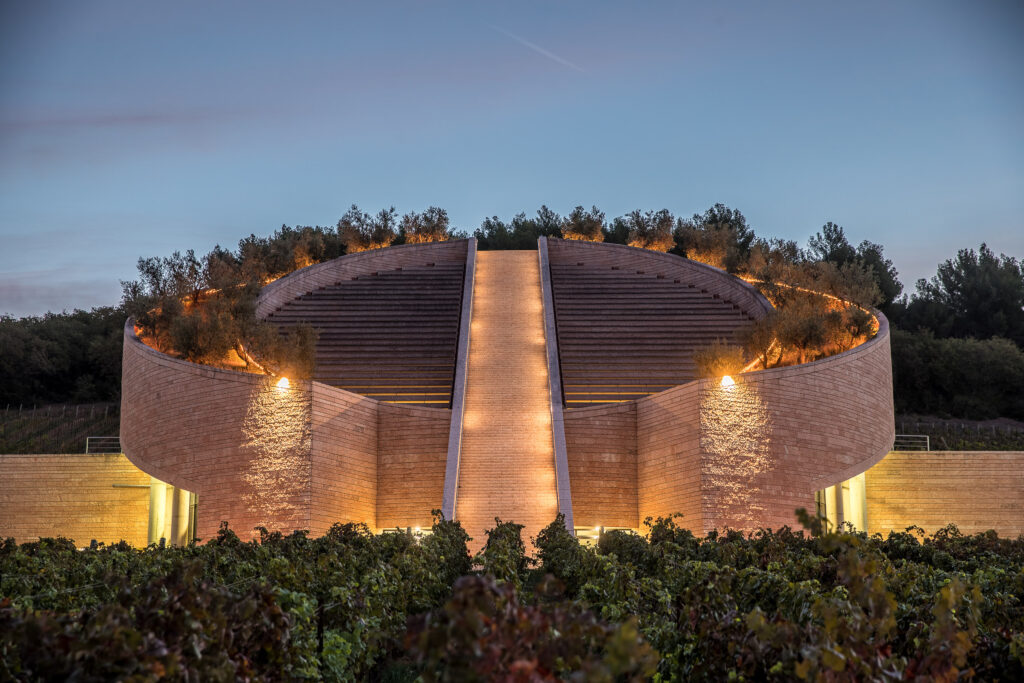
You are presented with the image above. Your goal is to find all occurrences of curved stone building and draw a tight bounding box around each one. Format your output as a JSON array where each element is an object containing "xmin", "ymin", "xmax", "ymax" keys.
[{"xmin": 117, "ymin": 237, "xmax": 896, "ymax": 546}]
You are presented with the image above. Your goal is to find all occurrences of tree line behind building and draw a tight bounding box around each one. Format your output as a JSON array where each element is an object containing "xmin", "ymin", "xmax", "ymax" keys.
[{"xmin": 1, "ymin": 204, "xmax": 1021, "ymax": 422}]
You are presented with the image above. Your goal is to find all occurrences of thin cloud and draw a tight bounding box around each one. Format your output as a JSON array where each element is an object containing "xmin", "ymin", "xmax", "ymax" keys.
[
  {"xmin": 0, "ymin": 274, "xmax": 121, "ymax": 317},
  {"xmin": 489, "ymin": 25, "xmax": 586, "ymax": 73},
  {"xmin": 0, "ymin": 110, "xmax": 219, "ymax": 134}
]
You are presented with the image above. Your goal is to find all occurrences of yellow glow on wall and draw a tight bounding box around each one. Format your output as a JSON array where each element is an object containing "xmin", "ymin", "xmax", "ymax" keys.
[
  {"xmin": 816, "ymin": 472, "xmax": 867, "ymax": 532},
  {"xmin": 700, "ymin": 379, "xmax": 773, "ymax": 531},
  {"xmin": 240, "ymin": 378, "xmax": 311, "ymax": 534},
  {"xmin": 147, "ymin": 476, "xmax": 195, "ymax": 547}
]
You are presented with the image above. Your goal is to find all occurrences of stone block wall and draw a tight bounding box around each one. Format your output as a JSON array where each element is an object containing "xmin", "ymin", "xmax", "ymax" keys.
[
  {"xmin": 0, "ymin": 453, "xmax": 150, "ymax": 546},
  {"xmin": 120, "ymin": 323, "xmax": 306, "ymax": 541},
  {"xmin": 700, "ymin": 313, "xmax": 894, "ymax": 532},
  {"xmin": 122, "ymin": 318, "xmax": 455, "ymax": 538},
  {"xmin": 564, "ymin": 402, "xmax": 638, "ymax": 529},
  {"xmin": 636, "ymin": 382, "xmax": 705, "ymax": 530},
  {"xmin": 866, "ymin": 451, "xmax": 1024, "ymax": 537},
  {"xmin": 376, "ymin": 403, "xmax": 450, "ymax": 531},
  {"xmin": 310, "ymin": 382, "xmax": 378, "ymax": 533},
  {"xmin": 631, "ymin": 317, "xmax": 893, "ymax": 534}
]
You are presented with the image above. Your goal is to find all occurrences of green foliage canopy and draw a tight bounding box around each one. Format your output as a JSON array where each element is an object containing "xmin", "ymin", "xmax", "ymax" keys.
[{"xmin": 895, "ymin": 243, "xmax": 1024, "ymax": 347}]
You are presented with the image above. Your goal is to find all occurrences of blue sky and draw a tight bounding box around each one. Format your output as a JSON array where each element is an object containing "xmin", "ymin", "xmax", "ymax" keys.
[{"xmin": 1, "ymin": 1, "xmax": 1022, "ymax": 316}]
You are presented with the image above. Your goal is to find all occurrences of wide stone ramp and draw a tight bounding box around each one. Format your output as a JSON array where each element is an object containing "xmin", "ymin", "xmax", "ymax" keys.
[{"xmin": 455, "ymin": 251, "xmax": 559, "ymax": 552}]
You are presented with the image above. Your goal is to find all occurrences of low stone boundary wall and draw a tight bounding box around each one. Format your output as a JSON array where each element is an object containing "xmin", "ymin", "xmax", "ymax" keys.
[
  {"xmin": 0, "ymin": 453, "xmax": 150, "ymax": 546},
  {"xmin": 867, "ymin": 451, "xmax": 1024, "ymax": 537}
]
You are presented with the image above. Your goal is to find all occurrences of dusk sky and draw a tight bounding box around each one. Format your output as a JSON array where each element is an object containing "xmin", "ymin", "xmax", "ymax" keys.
[{"xmin": 1, "ymin": 1, "xmax": 1022, "ymax": 317}]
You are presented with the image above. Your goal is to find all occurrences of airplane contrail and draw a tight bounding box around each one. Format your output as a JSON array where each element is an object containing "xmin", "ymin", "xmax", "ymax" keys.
[{"xmin": 489, "ymin": 25, "xmax": 586, "ymax": 73}]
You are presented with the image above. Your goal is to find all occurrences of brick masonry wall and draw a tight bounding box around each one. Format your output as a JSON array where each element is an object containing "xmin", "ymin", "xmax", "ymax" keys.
[
  {"xmin": 867, "ymin": 451, "xmax": 1024, "ymax": 537},
  {"xmin": 257, "ymin": 239, "xmax": 469, "ymax": 318},
  {"xmin": 377, "ymin": 403, "xmax": 450, "ymax": 531},
  {"xmin": 564, "ymin": 402, "xmax": 639, "ymax": 529},
  {"xmin": 637, "ymin": 382, "xmax": 705, "ymax": 531},
  {"xmin": 0, "ymin": 453, "xmax": 150, "ymax": 546}
]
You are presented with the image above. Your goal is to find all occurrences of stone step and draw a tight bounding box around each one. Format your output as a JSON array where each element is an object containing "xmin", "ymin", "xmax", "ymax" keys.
[{"xmin": 455, "ymin": 251, "xmax": 558, "ymax": 554}]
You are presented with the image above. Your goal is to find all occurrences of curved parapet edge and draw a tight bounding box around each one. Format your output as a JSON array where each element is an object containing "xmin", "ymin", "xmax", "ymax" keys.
[
  {"xmin": 744, "ymin": 308, "xmax": 894, "ymax": 491},
  {"xmin": 636, "ymin": 309, "xmax": 894, "ymax": 533},
  {"xmin": 257, "ymin": 239, "xmax": 470, "ymax": 319},
  {"xmin": 120, "ymin": 319, "xmax": 310, "ymax": 539},
  {"xmin": 544, "ymin": 237, "xmax": 774, "ymax": 319}
]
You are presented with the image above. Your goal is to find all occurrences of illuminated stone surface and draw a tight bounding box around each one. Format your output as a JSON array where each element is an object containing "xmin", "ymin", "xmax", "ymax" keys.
[
  {"xmin": 10, "ymin": 240, "xmax": 1024, "ymax": 547},
  {"xmin": 0, "ymin": 453, "xmax": 150, "ymax": 546},
  {"xmin": 454, "ymin": 251, "xmax": 559, "ymax": 552},
  {"xmin": 866, "ymin": 451, "xmax": 1024, "ymax": 536},
  {"xmin": 39, "ymin": 239, "xmax": 907, "ymax": 545}
]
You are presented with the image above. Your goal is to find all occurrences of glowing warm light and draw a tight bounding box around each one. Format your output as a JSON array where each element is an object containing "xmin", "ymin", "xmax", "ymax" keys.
[
  {"xmin": 721, "ymin": 375, "xmax": 736, "ymax": 388},
  {"xmin": 276, "ymin": 376, "xmax": 290, "ymax": 390},
  {"xmin": 455, "ymin": 251, "xmax": 559, "ymax": 555},
  {"xmin": 241, "ymin": 376, "xmax": 311, "ymax": 535},
  {"xmin": 701, "ymin": 380, "xmax": 773, "ymax": 530}
]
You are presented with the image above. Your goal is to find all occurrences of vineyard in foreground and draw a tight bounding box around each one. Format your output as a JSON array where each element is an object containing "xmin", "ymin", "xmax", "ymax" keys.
[{"xmin": 2, "ymin": 512, "xmax": 1023, "ymax": 681}]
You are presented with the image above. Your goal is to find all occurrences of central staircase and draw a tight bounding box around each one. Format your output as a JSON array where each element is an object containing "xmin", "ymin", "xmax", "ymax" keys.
[{"xmin": 454, "ymin": 251, "xmax": 559, "ymax": 551}]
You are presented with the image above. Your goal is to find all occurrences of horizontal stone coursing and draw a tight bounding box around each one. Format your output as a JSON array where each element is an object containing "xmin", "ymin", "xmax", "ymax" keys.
[
  {"xmin": 377, "ymin": 402, "xmax": 449, "ymax": 531},
  {"xmin": 257, "ymin": 240, "xmax": 469, "ymax": 318},
  {"xmin": 564, "ymin": 402, "xmax": 639, "ymax": 529},
  {"xmin": 0, "ymin": 453, "xmax": 149, "ymax": 546},
  {"xmin": 867, "ymin": 451, "xmax": 1024, "ymax": 537},
  {"xmin": 635, "ymin": 315, "xmax": 893, "ymax": 534},
  {"xmin": 121, "ymin": 243, "xmax": 466, "ymax": 540}
]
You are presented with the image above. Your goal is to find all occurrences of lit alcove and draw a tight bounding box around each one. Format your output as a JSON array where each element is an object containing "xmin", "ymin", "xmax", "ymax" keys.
[
  {"xmin": 147, "ymin": 477, "xmax": 196, "ymax": 546},
  {"xmin": 815, "ymin": 471, "xmax": 867, "ymax": 532}
]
